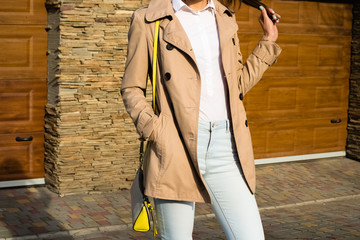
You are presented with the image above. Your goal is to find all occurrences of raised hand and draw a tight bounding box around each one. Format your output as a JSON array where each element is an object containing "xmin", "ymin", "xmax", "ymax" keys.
[{"xmin": 258, "ymin": 6, "xmax": 280, "ymax": 42}]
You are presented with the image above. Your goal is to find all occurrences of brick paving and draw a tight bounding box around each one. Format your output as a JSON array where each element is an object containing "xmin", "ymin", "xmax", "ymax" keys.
[{"xmin": 0, "ymin": 157, "xmax": 359, "ymax": 239}]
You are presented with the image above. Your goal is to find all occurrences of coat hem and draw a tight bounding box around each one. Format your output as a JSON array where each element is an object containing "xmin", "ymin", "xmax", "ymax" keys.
[{"xmin": 145, "ymin": 188, "xmax": 210, "ymax": 203}]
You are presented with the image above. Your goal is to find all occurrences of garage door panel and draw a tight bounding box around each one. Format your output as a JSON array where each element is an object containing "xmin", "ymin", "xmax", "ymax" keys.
[
  {"xmin": 318, "ymin": 3, "xmax": 346, "ymax": 27},
  {"xmin": 0, "ymin": 132, "xmax": 44, "ymax": 181},
  {"xmin": 0, "ymin": 92, "xmax": 30, "ymax": 121},
  {"xmin": 314, "ymin": 85, "xmax": 345, "ymax": 109},
  {"xmin": 247, "ymin": 110, "xmax": 348, "ymax": 123},
  {"xmin": 0, "ymin": 37, "xmax": 30, "ymax": 67},
  {"xmin": 236, "ymin": 1, "xmax": 352, "ymax": 36},
  {"xmin": 239, "ymin": 1, "xmax": 352, "ymax": 161},
  {"xmin": 273, "ymin": 1, "xmax": 300, "ymax": 24},
  {"xmin": 249, "ymin": 117, "xmax": 348, "ymax": 131},
  {"xmin": 251, "ymin": 127, "xmax": 303, "ymax": 158},
  {"xmin": 250, "ymin": 119, "xmax": 347, "ymax": 158},
  {"xmin": 0, "ymin": 0, "xmax": 47, "ymax": 25},
  {"xmin": 0, "ymin": 0, "xmax": 46, "ymax": 182},
  {"xmin": 0, "ymin": 26, "xmax": 47, "ymax": 79},
  {"xmin": 313, "ymin": 126, "xmax": 343, "ymax": 149},
  {"xmin": 0, "ymin": 79, "xmax": 47, "ymax": 134},
  {"xmin": 238, "ymin": 34, "xmax": 351, "ymax": 78},
  {"xmin": 244, "ymin": 77, "xmax": 348, "ymax": 116}
]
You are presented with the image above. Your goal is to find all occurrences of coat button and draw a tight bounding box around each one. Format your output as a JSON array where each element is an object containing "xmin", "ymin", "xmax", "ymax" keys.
[
  {"xmin": 232, "ymin": 38, "xmax": 235, "ymax": 45},
  {"xmin": 166, "ymin": 44, "xmax": 174, "ymax": 50},
  {"xmin": 239, "ymin": 93, "xmax": 243, "ymax": 101},
  {"xmin": 165, "ymin": 72, "xmax": 171, "ymax": 81},
  {"xmin": 245, "ymin": 120, "xmax": 248, "ymax": 127}
]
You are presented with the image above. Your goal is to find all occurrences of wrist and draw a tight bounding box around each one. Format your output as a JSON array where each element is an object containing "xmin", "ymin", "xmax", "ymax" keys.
[{"xmin": 262, "ymin": 34, "xmax": 277, "ymax": 42}]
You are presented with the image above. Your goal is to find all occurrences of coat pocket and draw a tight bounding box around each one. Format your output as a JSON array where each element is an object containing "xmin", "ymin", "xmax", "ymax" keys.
[{"xmin": 148, "ymin": 113, "xmax": 168, "ymax": 158}]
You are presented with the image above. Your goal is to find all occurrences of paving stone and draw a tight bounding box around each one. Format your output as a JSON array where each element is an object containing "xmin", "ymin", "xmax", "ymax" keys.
[{"xmin": 0, "ymin": 157, "xmax": 359, "ymax": 239}]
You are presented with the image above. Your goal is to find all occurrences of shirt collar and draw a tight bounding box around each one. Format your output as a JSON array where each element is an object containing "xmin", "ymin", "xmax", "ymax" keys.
[{"xmin": 172, "ymin": 0, "xmax": 216, "ymax": 14}]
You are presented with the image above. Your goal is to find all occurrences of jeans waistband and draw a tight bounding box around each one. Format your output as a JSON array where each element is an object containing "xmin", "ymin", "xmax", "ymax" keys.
[{"xmin": 198, "ymin": 119, "xmax": 230, "ymax": 132}]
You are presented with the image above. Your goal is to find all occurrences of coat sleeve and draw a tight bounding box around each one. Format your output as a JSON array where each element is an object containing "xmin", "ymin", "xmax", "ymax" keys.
[
  {"xmin": 236, "ymin": 34, "xmax": 282, "ymax": 95},
  {"xmin": 121, "ymin": 10, "xmax": 158, "ymax": 141}
]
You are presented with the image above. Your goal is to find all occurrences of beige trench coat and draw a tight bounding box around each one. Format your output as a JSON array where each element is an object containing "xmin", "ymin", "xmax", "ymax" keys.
[{"xmin": 121, "ymin": 0, "xmax": 282, "ymax": 203}]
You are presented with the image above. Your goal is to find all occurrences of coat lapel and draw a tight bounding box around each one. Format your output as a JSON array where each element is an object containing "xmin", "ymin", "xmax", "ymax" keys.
[
  {"xmin": 145, "ymin": 0, "xmax": 238, "ymax": 73},
  {"xmin": 145, "ymin": 0, "xmax": 173, "ymax": 22},
  {"xmin": 162, "ymin": 18, "xmax": 197, "ymax": 66},
  {"xmin": 214, "ymin": 0, "xmax": 239, "ymax": 53},
  {"xmin": 145, "ymin": 0, "xmax": 198, "ymax": 68}
]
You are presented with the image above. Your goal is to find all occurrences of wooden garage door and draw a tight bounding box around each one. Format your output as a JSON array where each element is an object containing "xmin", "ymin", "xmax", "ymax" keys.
[
  {"xmin": 236, "ymin": 0, "xmax": 351, "ymax": 159},
  {"xmin": 0, "ymin": 0, "xmax": 47, "ymax": 181}
]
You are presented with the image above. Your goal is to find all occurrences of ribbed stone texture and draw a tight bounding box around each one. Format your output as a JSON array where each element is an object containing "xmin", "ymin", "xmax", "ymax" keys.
[
  {"xmin": 44, "ymin": 0, "xmax": 150, "ymax": 195},
  {"xmin": 347, "ymin": 2, "xmax": 360, "ymax": 161}
]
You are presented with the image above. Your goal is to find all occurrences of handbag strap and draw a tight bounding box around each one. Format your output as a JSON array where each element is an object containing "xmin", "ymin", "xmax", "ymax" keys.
[
  {"xmin": 139, "ymin": 20, "xmax": 160, "ymax": 165},
  {"xmin": 152, "ymin": 20, "xmax": 160, "ymax": 111},
  {"xmin": 136, "ymin": 20, "xmax": 160, "ymax": 237}
]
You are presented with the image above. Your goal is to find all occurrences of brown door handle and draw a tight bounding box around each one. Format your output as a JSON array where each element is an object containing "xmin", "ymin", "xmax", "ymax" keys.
[
  {"xmin": 16, "ymin": 136, "xmax": 33, "ymax": 141},
  {"xmin": 331, "ymin": 119, "xmax": 342, "ymax": 124}
]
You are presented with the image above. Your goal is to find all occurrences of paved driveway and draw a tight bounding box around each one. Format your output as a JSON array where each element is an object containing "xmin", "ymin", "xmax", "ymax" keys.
[{"xmin": 0, "ymin": 157, "xmax": 359, "ymax": 239}]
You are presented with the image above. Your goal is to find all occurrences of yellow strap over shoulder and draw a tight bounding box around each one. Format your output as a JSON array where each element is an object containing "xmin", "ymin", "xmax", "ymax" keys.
[
  {"xmin": 135, "ymin": 20, "xmax": 160, "ymax": 237},
  {"xmin": 152, "ymin": 20, "xmax": 160, "ymax": 111}
]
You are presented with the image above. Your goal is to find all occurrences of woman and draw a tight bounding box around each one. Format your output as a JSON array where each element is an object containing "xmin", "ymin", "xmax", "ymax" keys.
[{"xmin": 121, "ymin": 0, "xmax": 281, "ymax": 239}]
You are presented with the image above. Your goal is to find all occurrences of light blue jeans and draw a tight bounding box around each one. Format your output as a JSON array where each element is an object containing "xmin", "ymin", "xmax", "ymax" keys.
[{"xmin": 154, "ymin": 119, "xmax": 264, "ymax": 240}]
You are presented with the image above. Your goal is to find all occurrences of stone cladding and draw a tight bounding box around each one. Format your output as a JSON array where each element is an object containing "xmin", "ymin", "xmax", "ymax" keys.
[
  {"xmin": 347, "ymin": 2, "xmax": 360, "ymax": 161},
  {"xmin": 44, "ymin": 0, "xmax": 150, "ymax": 195}
]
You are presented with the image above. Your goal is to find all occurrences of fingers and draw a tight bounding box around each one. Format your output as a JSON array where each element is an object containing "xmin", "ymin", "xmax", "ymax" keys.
[
  {"xmin": 268, "ymin": 7, "xmax": 281, "ymax": 23},
  {"xmin": 258, "ymin": 6, "xmax": 267, "ymax": 25},
  {"xmin": 259, "ymin": 6, "xmax": 272, "ymax": 26},
  {"xmin": 259, "ymin": 6, "xmax": 281, "ymax": 24},
  {"xmin": 258, "ymin": 6, "xmax": 279, "ymax": 42}
]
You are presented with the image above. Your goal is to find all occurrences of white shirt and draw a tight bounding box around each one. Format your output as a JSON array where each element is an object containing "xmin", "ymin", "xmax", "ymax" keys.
[{"xmin": 172, "ymin": 0, "xmax": 229, "ymax": 122}]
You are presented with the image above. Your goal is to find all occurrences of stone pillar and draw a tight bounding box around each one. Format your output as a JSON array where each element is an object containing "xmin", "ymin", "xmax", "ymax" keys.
[
  {"xmin": 347, "ymin": 2, "xmax": 360, "ymax": 161},
  {"xmin": 44, "ymin": 0, "xmax": 149, "ymax": 195}
]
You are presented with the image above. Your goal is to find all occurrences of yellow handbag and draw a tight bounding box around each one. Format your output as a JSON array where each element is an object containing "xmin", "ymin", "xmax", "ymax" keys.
[
  {"xmin": 130, "ymin": 19, "xmax": 160, "ymax": 236},
  {"xmin": 130, "ymin": 165, "xmax": 156, "ymax": 234}
]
